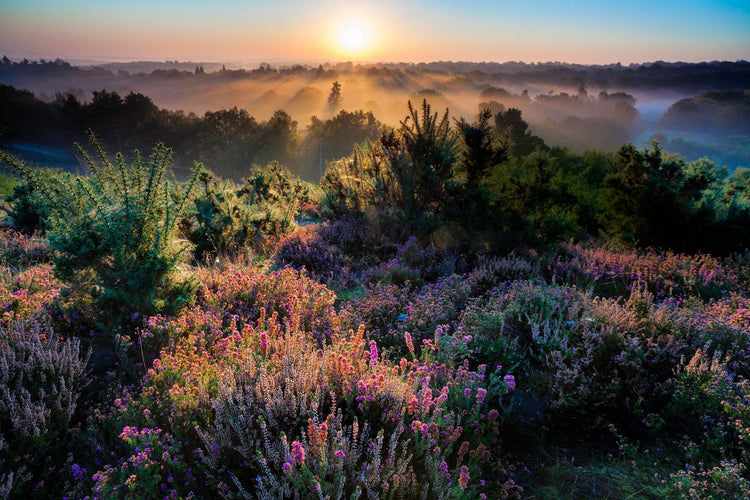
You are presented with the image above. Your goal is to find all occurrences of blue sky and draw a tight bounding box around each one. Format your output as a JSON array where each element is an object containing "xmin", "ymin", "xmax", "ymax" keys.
[{"xmin": 0, "ymin": 0, "xmax": 747, "ymax": 63}]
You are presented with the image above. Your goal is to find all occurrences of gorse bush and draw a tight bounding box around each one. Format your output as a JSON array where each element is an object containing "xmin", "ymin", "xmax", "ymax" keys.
[
  {"xmin": 1, "ymin": 131, "xmax": 201, "ymax": 326},
  {"xmin": 3, "ymin": 168, "xmax": 69, "ymax": 234},
  {"xmin": 181, "ymin": 163, "xmax": 316, "ymax": 263},
  {"xmin": 180, "ymin": 170, "xmax": 266, "ymax": 262},
  {"xmin": 322, "ymin": 100, "xmax": 459, "ymax": 239}
]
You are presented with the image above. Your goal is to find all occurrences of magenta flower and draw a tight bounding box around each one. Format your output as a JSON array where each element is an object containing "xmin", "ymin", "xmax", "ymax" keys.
[
  {"xmin": 458, "ymin": 465, "xmax": 470, "ymax": 489},
  {"xmin": 439, "ymin": 460, "xmax": 450, "ymax": 479},
  {"xmin": 291, "ymin": 440, "xmax": 305, "ymax": 465},
  {"xmin": 476, "ymin": 387, "xmax": 487, "ymax": 405}
]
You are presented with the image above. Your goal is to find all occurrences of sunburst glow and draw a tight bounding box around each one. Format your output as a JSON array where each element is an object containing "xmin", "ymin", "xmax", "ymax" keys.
[{"xmin": 337, "ymin": 22, "xmax": 370, "ymax": 54}]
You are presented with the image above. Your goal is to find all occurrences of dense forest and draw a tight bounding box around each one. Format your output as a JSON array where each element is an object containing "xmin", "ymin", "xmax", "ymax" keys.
[{"xmin": 0, "ymin": 56, "xmax": 750, "ymax": 499}]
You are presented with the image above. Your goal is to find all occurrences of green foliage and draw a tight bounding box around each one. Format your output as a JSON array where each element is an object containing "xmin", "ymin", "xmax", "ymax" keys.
[
  {"xmin": 179, "ymin": 162, "xmax": 313, "ymax": 262},
  {"xmin": 495, "ymin": 108, "xmax": 546, "ymax": 157},
  {"xmin": 0, "ymin": 174, "xmax": 17, "ymax": 199},
  {"xmin": 322, "ymin": 100, "xmax": 459, "ymax": 238},
  {"xmin": 180, "ymin": 171, "xmax": 266, "ymax": 262},
  {"xmin": 455, "ymin": 108, "xmax": 506, "ymax": 189},
  {"xmin": 595, "ymin": 142, "xmax": 750, "ymax": 252},
  {"xmin": 1, "ymin": 132, "xmax": 201, "ymax": 326}
]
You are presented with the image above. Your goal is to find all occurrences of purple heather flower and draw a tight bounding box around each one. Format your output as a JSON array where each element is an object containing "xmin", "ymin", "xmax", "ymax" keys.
[
  {"xmin": 458, "ymin": 465, "xmax": 470, "ymax": 489},
  {"xmin": 439, "ymin": 461, "xmax": 450, "ymax": 479},
  {"xmin": 291, "ymin": 441, "xmax": 305, "ymax": 465},
  {"xmin": 476, "ymin": 387, "xmax": 487, "ymax": 405},
  {"xmin": 71, "ymin": 463, "xmax": 86, "ymax": 482}
]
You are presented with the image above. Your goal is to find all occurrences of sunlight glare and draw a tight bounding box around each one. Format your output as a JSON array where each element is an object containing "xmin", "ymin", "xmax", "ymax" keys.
[{"xmin": 338, "ymin": 22, "xmax": 370, "ymax": 54}]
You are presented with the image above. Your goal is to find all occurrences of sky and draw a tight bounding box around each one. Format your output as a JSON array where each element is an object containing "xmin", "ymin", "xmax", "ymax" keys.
[{"xmin": 0, "ymin": 0, "xmax": 748, "ymax": 64}]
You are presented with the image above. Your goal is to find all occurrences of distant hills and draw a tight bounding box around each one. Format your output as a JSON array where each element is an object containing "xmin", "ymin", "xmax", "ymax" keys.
[{"xmin": 658, "ymin": 90, "xmax": 750, "ymax": 134}]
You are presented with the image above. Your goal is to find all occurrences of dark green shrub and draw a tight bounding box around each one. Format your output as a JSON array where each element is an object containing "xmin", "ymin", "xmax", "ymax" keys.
[
  {"xmin": 2, "ymin": 168, "xmax": 71, "ymax": 234},
  {"xmin": 179, "ymin": 170, "xmax": 266, "ymax": 262},
  {"xmin": 1, "ymin": 132, "xmax": 201, "ymax": 327},
  {"xmin": 322, "ymin": 100, "xmax": 458, "ymax": 238},
  {"xmin": 180, "ymin": 163, "xmax": 315, "ymax": 262}
]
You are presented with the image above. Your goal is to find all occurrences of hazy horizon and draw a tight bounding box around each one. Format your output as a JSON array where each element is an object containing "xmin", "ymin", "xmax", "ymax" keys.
[
  {"xmin": 4, "ymin": 55, "xmax": 750, "ymax": 69},
  {"xmin": 1, "ymin": 0, "xmax": 748, "ymax": 65}
]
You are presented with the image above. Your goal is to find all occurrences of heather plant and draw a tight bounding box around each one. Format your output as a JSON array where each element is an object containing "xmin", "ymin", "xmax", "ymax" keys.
[
  {"xmin": 342, "ymin": 274, "xmax": 474, "ymax": 355},
  {"xmin": 662, "ymin": 350, "xmax": 750, "ymax": 462},
  {"xmin": 272, "ymin": 215, "xmax": 377, "ymax": 290},
  {"xmin": 671, "ymin": 294, "xmax": 750, "ymax": 377},
  {"xmin": 387, "ymin": 236, "xmax": 460, "ymax": 283},
  {"xmin": 90, "ymin": 426, "xmax": 195, "ymax": 499},
  {"xmin": 106, "ymin": 267, "xmax": 520, "ymax": 498},
  {"xmin": 0, "ymin": 229, "xmax": 48, "ymax": 266},
  {"xmin": 183, "ymin": 319, "xmax": 515, "ymax": 498},
  {"xmin": 0, "ymin": 320, "xmax": 89, "ymax": 497},
  {"xmin": 1, "ymin": 132, "xmax": 201, "ymax": 326},
  {"xmin": 399, "ymin": 274, "xmax": 474, "ymax": 343},
  {"xmin": 340, "ymin": 282, "xmax": 413, "ymax": 349},
  {"xmin": 466, "ymin": 254, "xmax": 537, "ymax": 295},
  {"xmin": 271, "ymin": 226, "xmax": 349, "ymax": 284},
  {"xmin": 0, "ymin": 264, "xmax": 60, "ymax": 329},
  {"xmin": 196, "ymin": 265, "xmax": 338, "ymax": 339},
  {"xmin": 553, "ymin": 243, "xmax": 740, "ymax": 300},
  {"xmin": 664, "ymin": 460, "xmax": 750, "ymax": 500},
  {"xmin": 457, "ymin": 281, "xmax": 582, "ymax": 373},
  {"xmin": 542, "ymin": 285, "xmax": 686, "ymax": 427}
]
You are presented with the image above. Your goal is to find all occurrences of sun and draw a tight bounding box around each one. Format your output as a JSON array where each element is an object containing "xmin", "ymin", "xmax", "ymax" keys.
[{"xmin": 337, "ymin": 22, "xmax": 370, "ymax": 55}]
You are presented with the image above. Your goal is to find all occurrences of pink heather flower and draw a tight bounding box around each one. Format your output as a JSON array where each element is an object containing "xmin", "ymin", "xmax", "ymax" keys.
[
  {"xmin": 504, "ymin": 374, "xmax": 516, "ymax": 391},
  {"xmin": 488, "ymin": 409, "xmax": 499, "ymax": 421},
  {"xmin": 259, "ymin": 331, "xmax": 269, "ymax": 352},
  {"xmin": 369, "ymin": 340, "xmax": 378, "ymax": 367},
  {"xmin": 335, "ymin": 450, "xmax": 345, "ymax": 458},
  {"xmin": 291, "ymin": 441, "xmax": 305, "ymax": 465},
  {"xmin": 404, "ymin": 332, "xmax": 414, "ymax": 354},
  {"xmin": 464, "ymin": 387, "xmax": 471, "ymax": 398},
  {"xmin": 476, "ymin": 387, "xmax": 487, "ymax": 405},
  {"xmin": 458, "ymin": 465, "xmax": 470, "ymax": 489},
  {"xmin": 282, "ymin": 461, "xmax": 292, "ymax": 475},
  {"xmin": 119, "ymin": 426, "xmax": 138, "ymax": 441},
  {"xmin": 410, "ymin": 420, "xmax": 422, "ymax": 433}
]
